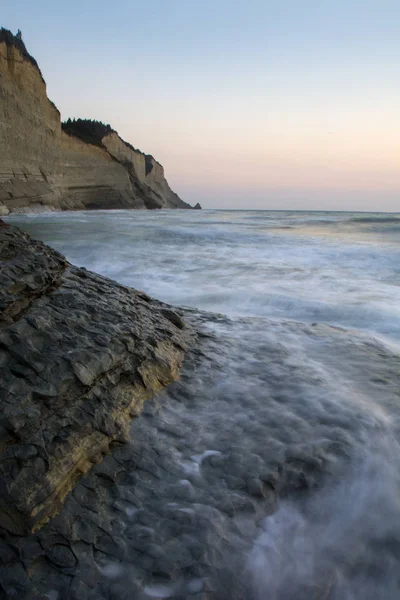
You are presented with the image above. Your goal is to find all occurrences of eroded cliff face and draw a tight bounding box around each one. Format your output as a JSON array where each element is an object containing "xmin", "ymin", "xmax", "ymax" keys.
[
  {"xmin": 0, "ymin": 219, "xmax": 192, "ymax": 534},
  {"xmin": 102, "ymin": 133, "xmax": 191, "ymax": 209},
  {"xmin": 0, "ymin": 32, "xmax": 194, "ymax": 213},
  {"xmin": 0, "ymin": 38, "xmax": 61, "ymax": 215},
  {"xmin": 59, "ymin": 131, "xmax": 145, "ymax": 210}
]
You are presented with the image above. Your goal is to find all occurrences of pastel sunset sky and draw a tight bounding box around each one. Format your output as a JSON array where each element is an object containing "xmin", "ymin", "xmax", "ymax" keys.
[{"xmin": 3, "ymin": 0, "xmax": 399, "ymax": 210}]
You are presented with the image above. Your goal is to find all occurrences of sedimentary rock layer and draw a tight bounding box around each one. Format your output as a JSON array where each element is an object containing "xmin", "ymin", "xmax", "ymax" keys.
[
  {"xmin": 0, "ymin": 30, "xmax": 195, "ymax": 213},
  {"xmin": 0, "ymin": 219, "xmax": 192, "ymax": 534}
]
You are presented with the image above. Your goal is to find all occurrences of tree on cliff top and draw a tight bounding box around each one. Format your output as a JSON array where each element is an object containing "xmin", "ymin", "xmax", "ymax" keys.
[
  {"xmin": 61, "ymin": 118, "xmax": 154, "ymax": 166},
  {"xmin": 61, "ymin": 118, "xmax": 114, "ymax": 147},
  {"xmin": 0, "ymin": 28, "xmax": 41, "ymax": 72}
]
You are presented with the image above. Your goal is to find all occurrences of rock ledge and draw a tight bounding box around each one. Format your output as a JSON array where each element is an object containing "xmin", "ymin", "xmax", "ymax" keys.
[{"xmin": 0, "ymin": 219, "xmax": 192, "ymax": 534}]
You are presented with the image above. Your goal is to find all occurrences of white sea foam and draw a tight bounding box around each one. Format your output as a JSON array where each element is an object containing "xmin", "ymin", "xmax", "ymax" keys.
[
  {"xmin": 8, "ymin": 209, "xmax": 400, "ymax": 342},
  {"xmin": 142, "ymin": 583, "xmax": 177, "ymax": 598},
  {"xmin": 248, "ymin": 436, "xmax": 400, "ymax": 599},
  {"xmin": 100, "ymin": 563, "xmax": 125, "ymax": 579}
]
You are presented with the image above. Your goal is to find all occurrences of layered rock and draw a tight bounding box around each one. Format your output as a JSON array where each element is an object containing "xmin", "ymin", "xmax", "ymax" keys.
[
  {"xmin": 0, "ymin": 219, "xmax": 192, "ymax": 534},
  {"xmin": 0, "ymin": 29, "xmax": 197, "ymax": 213},
  {"xmin": 102, "ymin": 133, "xmax": 190, "ymax": 209},
  {"xmin": 58, "ymin": 131, "xmax": 145, "ymax": 211}
]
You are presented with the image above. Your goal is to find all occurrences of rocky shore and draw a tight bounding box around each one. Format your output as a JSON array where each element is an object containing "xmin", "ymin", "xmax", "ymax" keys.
[
  {"xmin": 0, "ymin": 218, "xmax": 281, "ymax": 599},
  {"xmin": 2, "ymin": 218, "xmax": 400, "ymax": 599},
  {"xmin": 0, "ymin": 219, "xmax": 315, "ymax": 600},
  {"xmin": 0, "ymin": 218, "xmax": 193, "ymax": 535}
]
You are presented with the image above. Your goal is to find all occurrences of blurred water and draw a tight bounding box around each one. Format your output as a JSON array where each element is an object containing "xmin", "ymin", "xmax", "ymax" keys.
[
  {"xmin": 8, "ymin": 209, "xmax": 400, "ymax": 344},
  {"xmin": 7, "ymin": 209, "xmax": 400, "ymax": 599}
]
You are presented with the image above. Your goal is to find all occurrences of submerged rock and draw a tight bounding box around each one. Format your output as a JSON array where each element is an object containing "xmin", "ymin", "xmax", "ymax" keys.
[
  {"xmin": 1, "ymin": 305, "xmax": 398, "ymax": 599},
  {"xmin": 0, "ymin": 219, "xmax": 192, "ymax": 535}
]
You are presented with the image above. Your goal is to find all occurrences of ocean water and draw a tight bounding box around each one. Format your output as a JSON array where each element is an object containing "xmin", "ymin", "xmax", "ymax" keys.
[
  {"xmin": 8, "ymin": 209, "xmax": 400, "ymax": 343},
  {"xmin": 7, "ymin": 209, "xmax": 400, "ymax": 599}
]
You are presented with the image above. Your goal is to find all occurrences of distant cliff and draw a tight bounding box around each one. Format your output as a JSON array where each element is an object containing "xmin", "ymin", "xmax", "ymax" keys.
[{"xmin": 0, "ymin": 28, "xmax": 198, "ymax": 214}]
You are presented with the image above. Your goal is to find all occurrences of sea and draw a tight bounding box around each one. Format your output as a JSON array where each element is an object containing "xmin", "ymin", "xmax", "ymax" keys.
[{"xmin": 7, "ymin": 209, "xmax": 400, "ymax": 599}]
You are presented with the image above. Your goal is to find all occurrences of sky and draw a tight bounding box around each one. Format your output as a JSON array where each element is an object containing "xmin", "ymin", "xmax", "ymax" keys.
[{"xmin": 2, "ymin": 0, "xmax": 399, "ymax": 210}]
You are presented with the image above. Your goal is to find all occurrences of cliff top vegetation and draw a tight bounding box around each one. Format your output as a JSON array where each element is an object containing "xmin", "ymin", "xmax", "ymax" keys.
[
  {"xmin": 61, "ymin": 118, "xmax": 156, "ymax": 172},
  {"xmin": 0, "ymin": 28, "xmax": 41, "ymax": 73},
  {"xmin": 62, "ymin": 118, "xmax": 114, "ymax": 148}
]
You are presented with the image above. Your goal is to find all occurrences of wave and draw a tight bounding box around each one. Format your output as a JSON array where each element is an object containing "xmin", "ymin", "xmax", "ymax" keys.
[{"xmin": 349, "ymin": 216, "xmax": 400, "ymax": 224}]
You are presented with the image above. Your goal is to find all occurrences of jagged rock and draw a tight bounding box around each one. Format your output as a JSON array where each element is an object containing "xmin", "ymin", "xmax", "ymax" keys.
[
  {"xmin": 0, "ymin": 28, "xmax": 195, "ymax": 213},
  {"xmin": 0, "ymin": 219, "xmax": 193, "ymax": 534},
  {"xmin": 193, "ymin": 202, "xmax": 202, "ymax": 210}
]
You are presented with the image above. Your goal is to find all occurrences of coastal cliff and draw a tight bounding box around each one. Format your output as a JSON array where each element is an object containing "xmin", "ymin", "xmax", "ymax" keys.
[{"xmin": 0, "ymin": 29, "xmax": 196, "ymax": 213}]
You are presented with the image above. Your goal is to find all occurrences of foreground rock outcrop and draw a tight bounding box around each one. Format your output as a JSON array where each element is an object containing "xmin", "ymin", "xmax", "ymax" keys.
[
  {"xmin": 0, "ymin": 219, "xmax": 192, "ymax": 535},
  {"xmin": 0, "ymin": 29, "xmax": 198, "ymax": 213},
  {"xmin": 1, "ymin": 296, "xmax": 399, "ymax": 599},
  {"xmin": 2, "ymin": 220, "xmax": 400, "ymax": 599}
]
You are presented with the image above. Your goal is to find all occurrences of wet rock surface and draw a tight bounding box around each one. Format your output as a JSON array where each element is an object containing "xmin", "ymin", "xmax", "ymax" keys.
[
  {"xmin": 0, "ymin": 220, "xmax": 67, "ymax": 326},
  {"xmin": 2, "ymin": 219, "xmax": 400, "ymax": 599},
  {"xmin": 0, "ymin": 221, "xmax": 191, "ymax": 536},
  {"xmin": 1, "ymin": 296, "xmax": 400, "ymax": 598}
]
